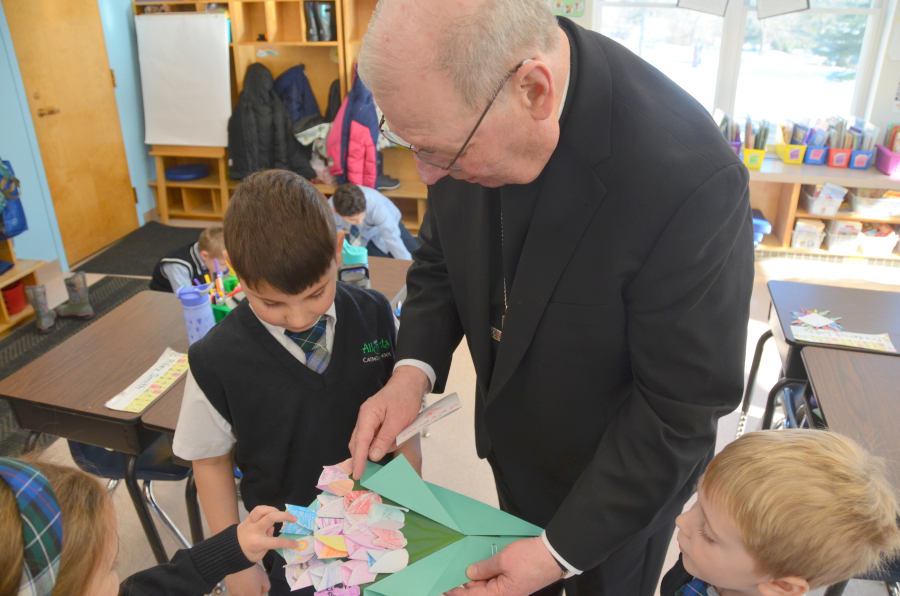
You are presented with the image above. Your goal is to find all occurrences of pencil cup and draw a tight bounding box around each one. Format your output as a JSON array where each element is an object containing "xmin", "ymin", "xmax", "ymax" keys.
[
  {"xmin": 827, "ymin": 148, "xmax": 852, "ymax": 168},
  {"xmin": 742, "ymin": 148, "xmax": 766, "ymax": 170},
  {"xmin": 729, "ymin": 141, "xmax": 742, "ymax": 155},
  {"xmin": 803, "ymin": 146, "xmax": 828, "ymax": 165},
  {"xmin": 176, "ymin": 287, "xmax": 216, "ymax": 345},
  {"xmin": 848, "ymin": 150, "xmax": 874, "ymax": 170},
  {"xmin": 875, "ymin": 145, "xmax": 900, "ymax": 178},
  {"xmin": 775, "ymin": 143, "xmax": 807, "ymax": 164}
]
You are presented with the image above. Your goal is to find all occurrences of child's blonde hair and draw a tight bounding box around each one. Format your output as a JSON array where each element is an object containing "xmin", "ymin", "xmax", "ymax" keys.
[
  {"xmin": 0, "ymin": 459, "xmax": 112, "ymax": 596},
  {"xmin": 702, "ymin": 430, "xmax": 900, "ymax": 588},
  {"xmin": 198, "ymin": 226, "xmax": 225, "ymax": 256}
]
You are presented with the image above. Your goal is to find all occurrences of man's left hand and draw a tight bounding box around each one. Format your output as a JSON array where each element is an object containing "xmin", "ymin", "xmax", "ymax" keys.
[{"xmin": 446, "ymin": 537, "xmax": 564, "ymax": 596}]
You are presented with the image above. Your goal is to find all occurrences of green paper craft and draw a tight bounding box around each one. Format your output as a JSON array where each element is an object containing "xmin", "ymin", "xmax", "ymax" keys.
[{"xmin": 359, "ymin": 455, "xmax": 543, "ymax": 596}]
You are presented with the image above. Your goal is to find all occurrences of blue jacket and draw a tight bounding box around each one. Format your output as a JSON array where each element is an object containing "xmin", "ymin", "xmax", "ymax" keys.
[
  {"xmin": 273, "ymin": 65, "xmax": 321, "ymax": 123},
  {"xmin": 329, "ymin": 185, "xmax": 410, "ymax": 259}
]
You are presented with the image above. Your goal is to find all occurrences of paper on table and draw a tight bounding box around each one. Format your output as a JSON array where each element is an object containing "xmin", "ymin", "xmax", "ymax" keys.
[
  {"xmin": 676, "ymin": 0, "xmax": 727, "ymax": 16},
  {"xmin": 790, "ymin": 326, "xmax": 897, "ymax": 353},
  {"xmin": 395, "ymin": 393, "xmax": 462, "ymax": 447},
  {"xmin": 104, "ymin": 348, "xmax": 188, "ymax": 413},
  {"xmin": 798, "ymin": 313, "xmax": 837, "ymax": 328}
]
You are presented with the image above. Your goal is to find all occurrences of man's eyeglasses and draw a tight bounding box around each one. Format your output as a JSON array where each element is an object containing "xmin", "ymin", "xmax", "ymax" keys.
[{"xmin": 378, "ymin": 59, "xmax": 532, "ymax": 172}]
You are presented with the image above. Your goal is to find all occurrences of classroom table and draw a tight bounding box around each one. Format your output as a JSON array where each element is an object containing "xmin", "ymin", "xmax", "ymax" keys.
[
  {"xmin": 0, "ymin": 256, "xmax": 412, "ymax": 561},
  {"xmin": 738, "ymin": 281, "xmax": 900, "ymax": 435}
]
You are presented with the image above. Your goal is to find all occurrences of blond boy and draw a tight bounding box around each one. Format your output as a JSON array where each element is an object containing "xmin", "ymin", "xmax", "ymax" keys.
[{"xmin": 663, "ymin": 430, "xmax": 900, "ymax": 596}]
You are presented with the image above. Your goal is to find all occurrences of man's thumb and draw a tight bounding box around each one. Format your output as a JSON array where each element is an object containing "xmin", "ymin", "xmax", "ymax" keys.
[{"xmin": 466, "ymin": 554, "xmax": 502, "ymax": 581}]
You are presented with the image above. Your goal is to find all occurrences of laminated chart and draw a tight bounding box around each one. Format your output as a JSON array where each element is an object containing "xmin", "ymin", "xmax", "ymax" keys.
[
  {"xmin": 790, "ymin": 326, "xmax": 897, "ymax": 353},
  {"xmin": 105, "ymin": 348, "xmax": 189, "ymax": 413}
]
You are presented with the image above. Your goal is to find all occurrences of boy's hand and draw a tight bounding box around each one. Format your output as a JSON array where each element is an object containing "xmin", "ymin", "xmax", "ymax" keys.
[
  {"xmin": 225, "ymin": 565, "xmax": 270, "ymax": 596},
  {"xmin": 350, "ymin": 366, "xmax": 429, "ymax": 479},
  {"xmin": 237, "ymin": 506, "xmax": 302, "ymax": 562}
]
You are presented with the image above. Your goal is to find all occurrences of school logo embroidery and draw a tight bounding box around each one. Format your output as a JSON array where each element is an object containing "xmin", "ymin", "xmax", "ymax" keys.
[{"xmin": 362, "ymin": 338, "xmax": 391, "ymax": 363}]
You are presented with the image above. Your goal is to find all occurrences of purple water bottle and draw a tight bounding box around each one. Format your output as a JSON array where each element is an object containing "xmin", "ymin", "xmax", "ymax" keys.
[{"xmin": 176, "ymin": 287, "xmax": 216, "ymax": 345}]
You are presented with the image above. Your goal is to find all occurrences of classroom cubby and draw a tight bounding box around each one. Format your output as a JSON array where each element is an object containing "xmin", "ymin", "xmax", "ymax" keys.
[
  {"xmin": 149, "ymin": 146, "xmax": 231, "ymax": 223},
  {"xmin": 0, "ymin": 238, "xmax": 45, "ymax": 336}
]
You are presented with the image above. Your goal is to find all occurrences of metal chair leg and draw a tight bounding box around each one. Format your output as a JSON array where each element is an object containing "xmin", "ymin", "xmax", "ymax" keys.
[
  {"xmin": 23, "ymin": 431, "xmax": 41, "ymax": 454},
  {"xmin": 142, "ymin": 480, "xmax": 191, "ymax": 550},
  {"xmin": 887, "ymin": 581, "xmax": 900, "ymax": 596},
  {"xmin": 761, "ymin": 379, "xmax": 807, "ymax": 430},
  {"xmin": 736, "ymin": 330, "xmax": 773, "ymax": 438},
  {"xmin": 823, "ymin": 579, "xmax": 848, "ymax": 596},
  {"xmin": 107, "ymin": 479, "xmax": 120, "ymax": 495},
  {"xmin": 125, "ymin": 456, "xmax": 168, "ymax": 564},
  {"xmin": 185, "ymin": 470, "xmax": 204, "ymax": 545}
]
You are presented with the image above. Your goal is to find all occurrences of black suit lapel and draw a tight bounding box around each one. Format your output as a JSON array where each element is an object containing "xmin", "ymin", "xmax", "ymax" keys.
[
  {"xmin": 460, "ymin": 186, "xmax": 494, "ymax": 389},
  {"xmin": 487, "ymin": 143, "xmax": 606, "ymax": 404}
]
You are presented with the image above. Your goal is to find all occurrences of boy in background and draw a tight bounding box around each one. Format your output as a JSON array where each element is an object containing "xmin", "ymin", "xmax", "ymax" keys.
[
  {"xmin": 330, "ymin": 183, "xmax": 419, "ymax": 260},
  {"xmin": 663, "ymin": 430, "xmax": 900, "ymax": 596},
  {"xmin": 173, "ymin": 170, "xmax": 421, "ymax": 596},
  {"xmin": 150, "ymin": 227, "xmax": 226, "ymax": 292}
]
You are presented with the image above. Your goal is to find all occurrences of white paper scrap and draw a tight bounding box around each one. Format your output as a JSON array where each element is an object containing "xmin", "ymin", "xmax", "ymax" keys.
[
  {"xmin": 395, "ymin": 392, "xmax": 462, "ymax": 446},
  {"xmin": 105, "ymin": 348, "xmax": 188, "ymax": 413},
  {"xmin": 790, "ymin": 326, "xmax": 897, "ymax": 353},
  {"xmin": 367, "ymin": 548, "xmax": 410, "ymax": 574},
  {"xmin": 798, "ymin": 313, "xmax": 837, "ymax": 328}
]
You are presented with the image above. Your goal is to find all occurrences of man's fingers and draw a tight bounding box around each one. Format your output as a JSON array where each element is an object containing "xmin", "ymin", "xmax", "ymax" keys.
[
  {"xmin": 466, "ymin": 554, "xmax": 502, "ymax": 581},
  {"xmin": 368, "ymin": 414, "xmax": 409, "ymax": 462},
  {"xmin": 351, "ymin": 407, "xmax": 382, "ymax": 480}
]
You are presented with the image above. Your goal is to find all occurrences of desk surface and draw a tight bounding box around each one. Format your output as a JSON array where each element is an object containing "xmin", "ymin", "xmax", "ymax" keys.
[
  {"xmin": 768, "ymin": 280, "xmax": 900, "ymax": 354},
  {"xmin": 802, "ymin": 347, "xmax": 900, "ymax": 490},
  {"xmin": 142, "ymin": 256, "xmax": 412, "ymax": 434}
]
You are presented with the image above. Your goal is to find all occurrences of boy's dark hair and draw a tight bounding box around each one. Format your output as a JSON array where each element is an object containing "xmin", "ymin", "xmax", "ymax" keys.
[
  {"xmin": 332, "ymin": 183, "xmax": 367, "ymax": 217},
  {"xmin": 224, "ymin": 170, "xmax": 336, "ymax": 294}
]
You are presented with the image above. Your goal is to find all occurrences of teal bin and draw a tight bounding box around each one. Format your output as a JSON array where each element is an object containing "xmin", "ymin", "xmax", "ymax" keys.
[{"xmin": 343, "ymin": 240, "xmax": 368, "ymax": 266}]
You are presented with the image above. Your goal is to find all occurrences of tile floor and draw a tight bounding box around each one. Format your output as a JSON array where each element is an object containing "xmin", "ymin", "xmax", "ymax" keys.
[{"xmin": 31, "ymin": 254, "xmax": 900, "ymax": 596}]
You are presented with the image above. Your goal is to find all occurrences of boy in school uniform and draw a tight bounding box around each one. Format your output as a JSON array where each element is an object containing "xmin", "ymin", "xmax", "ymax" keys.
[
  {"xmin": 150, "ymin": 227, "xmax": 227, "ymax": 293},
  {"xmin": 172, "ymin": 170, "xmax": 421, "ymax": 596},
  {"xmin": 662, "ymin": 430, "xmax": 900, "ymax": 596},
  {"xmin": 330, "ymin": 183, "xmax": 420, "ymax": 260}
]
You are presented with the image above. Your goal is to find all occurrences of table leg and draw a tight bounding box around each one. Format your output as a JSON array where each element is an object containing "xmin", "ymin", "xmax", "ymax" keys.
[
  {"xmin": 736, "ymin": 330, "xmax": 773, "ymax": 438},
  {"xmin": 23, "ymin": 431, "xmax": 40, "ymax": 454},
  {"xmin": 185, "ymin": 470, "xmax": 205, "ymax": 545},
  {"xmin": 125, "ymin": 455, "xmax": 168, "ymax": 564},
  {"xmin": 823, "ymin": 579, "xmax": 848, "ymax": 596},
  {"xmin": 761, "ymin": 378, "xmax": 806, "ymax": 430}
]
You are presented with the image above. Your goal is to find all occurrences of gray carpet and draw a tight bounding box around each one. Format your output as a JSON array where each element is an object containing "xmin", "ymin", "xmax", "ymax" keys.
[
  {"xmin": 0, "ymin": 276, "xmax": 150, "ymax": 456},
  {"xmin": 76, "ymin": 221, "xmax": 206, "ymax": 277}
]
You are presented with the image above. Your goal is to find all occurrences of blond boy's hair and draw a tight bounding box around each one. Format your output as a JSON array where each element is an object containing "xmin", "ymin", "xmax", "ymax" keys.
[
  {"xmin": 702, "ymin": 430, "xmax": 900, "ymax": 588},
  {"xmin": 198, "ymin": 226, "xmax": 225, "ymax": 256}
]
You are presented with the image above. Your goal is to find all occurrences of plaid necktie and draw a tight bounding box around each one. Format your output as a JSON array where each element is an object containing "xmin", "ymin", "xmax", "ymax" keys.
[
  {"xmin": 349, "ymin": 224, "xmax": 361, "ymax": 246},
  {"xmin": 284, "ymin": 316, "xmax": 330, "ymax": 373}
]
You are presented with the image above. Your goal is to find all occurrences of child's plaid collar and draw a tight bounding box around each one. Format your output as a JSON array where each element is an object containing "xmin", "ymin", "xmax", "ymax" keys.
[{"xmin": 676, "ymin": 578, "xmax": 721, "ymax": 596}]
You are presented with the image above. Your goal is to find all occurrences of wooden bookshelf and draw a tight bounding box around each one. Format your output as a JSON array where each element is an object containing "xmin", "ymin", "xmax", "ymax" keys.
[{"xmin": 0, "ymin": 239, "xmax": 46, "ymax": 336}]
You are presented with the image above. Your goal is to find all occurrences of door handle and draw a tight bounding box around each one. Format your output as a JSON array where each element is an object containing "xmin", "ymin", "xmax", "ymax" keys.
[{"xmin": 37, "ymin": 107, "xmax": 59, "ymax": 117}]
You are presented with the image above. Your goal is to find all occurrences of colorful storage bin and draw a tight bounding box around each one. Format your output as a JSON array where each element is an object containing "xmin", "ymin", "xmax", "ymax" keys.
[
  {"xmin": 775, "ymin": 143, "xmax": 807, "ymax": 164},
  {"xmin": 849, "ymin": 149, "xmax": 874, "ymax": 170},
  {"xmin": 875, "ymin": 145, "xmax": 900, "ymax": 178},
  {"xmin": 742, "ymin": 148, "xmax": 766, "ymax": 170},
  {"xmin": 826, "ymin": 148, "xmax": 852, "ymax": 168},
  {"xmin": 803, "ymin": 146, "xmax": 828, "ymax": 165}
]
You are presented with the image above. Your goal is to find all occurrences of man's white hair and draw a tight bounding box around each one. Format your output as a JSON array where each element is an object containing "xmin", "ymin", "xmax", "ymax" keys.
[{"xmin": 358, "ymin": 0, "xmax": 560, "ymax": 109}]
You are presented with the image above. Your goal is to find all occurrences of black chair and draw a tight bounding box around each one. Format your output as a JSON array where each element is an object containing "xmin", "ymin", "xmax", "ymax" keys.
[{"xmin": 824, "ymin": 559, "xmax": 900, "ymax": 595}]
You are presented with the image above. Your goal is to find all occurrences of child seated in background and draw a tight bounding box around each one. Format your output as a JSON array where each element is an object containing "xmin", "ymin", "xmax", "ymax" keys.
[
  {"xmin": 149, "ymin": 227, "xmax": 226, "ymax": 293},
  {"xmin": 330, "ymin": 183, "xmax": 420, "ymax": 260},
  {"xmin": 663, "ymin": 430, "xmax": 900, "ymax": 596},
  {"xmin": 0, "ymin": 456, "xmax": 299, "ymax": 596},
  {"xmin": 172, "ymin": 170, "xmax": 421, "ymax": 596}
]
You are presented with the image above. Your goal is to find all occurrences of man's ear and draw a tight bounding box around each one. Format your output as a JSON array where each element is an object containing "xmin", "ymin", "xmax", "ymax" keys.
[
  {"xmin": 516, "ymin": 60, "xmax": 556, "ymax": 122},
  {"xmin": 335, "ymin": 230, "xmax": 345, "ymax": 265},
  {"xmin": 757, "ymin": 577, "xmax": 809, "ymax": 596}
]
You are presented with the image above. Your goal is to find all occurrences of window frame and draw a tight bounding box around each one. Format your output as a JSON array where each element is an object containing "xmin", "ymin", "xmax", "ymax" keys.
[{"xmin": 592, "ymin": 0, "xmax": 888, "ymax": 119}]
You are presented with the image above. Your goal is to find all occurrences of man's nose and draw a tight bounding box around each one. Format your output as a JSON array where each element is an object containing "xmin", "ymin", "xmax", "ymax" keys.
[{"xmin": 415, "ymin": 159, "xmax": 451, "ymax": 185}]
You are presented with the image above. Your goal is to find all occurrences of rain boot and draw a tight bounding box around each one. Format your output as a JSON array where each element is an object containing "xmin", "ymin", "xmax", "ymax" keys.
[
  {"xmin": 55, "ymin": 271, "xmax": 94, "ymax": 319},
  {"xmin": 25, "ymin": 285, "xmax": 56, "ymax": 333}
]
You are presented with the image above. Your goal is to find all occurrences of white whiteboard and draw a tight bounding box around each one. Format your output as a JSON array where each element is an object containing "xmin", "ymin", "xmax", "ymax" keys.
[{"xmin": 135, "ymin": 13, "xmax": 231, "ymax": 146}]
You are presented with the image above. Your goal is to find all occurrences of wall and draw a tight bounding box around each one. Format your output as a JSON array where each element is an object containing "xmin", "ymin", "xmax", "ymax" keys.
[
  {"xmin": 97, "ymin": 0, "xmax": 156, "ymax": 224},
  {"xmin": 0, "ymin": 1, "xmax": 67, "ymax": 269}
]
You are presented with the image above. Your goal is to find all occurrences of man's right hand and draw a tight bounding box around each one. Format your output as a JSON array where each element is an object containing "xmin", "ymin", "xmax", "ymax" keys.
[
  {"xmin": 225, "ymin": 564, "xmax": 270, "ymax": 596},
  {"xmin": 349, "ymin": 365, "xmax": 430, "ymax": 480}
]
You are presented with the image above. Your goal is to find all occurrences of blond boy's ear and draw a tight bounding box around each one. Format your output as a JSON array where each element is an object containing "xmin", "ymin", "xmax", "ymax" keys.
[{"xmin": 757, "ymin": 577, "xmax": 809, "ymax": 596}]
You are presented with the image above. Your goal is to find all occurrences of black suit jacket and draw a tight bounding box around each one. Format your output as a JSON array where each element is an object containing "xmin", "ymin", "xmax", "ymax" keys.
[{"xmin": 396, "ymin": 18, "xmax": 754, "ymax": 572}]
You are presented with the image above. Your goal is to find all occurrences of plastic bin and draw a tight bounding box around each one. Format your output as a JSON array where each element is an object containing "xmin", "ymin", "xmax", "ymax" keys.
[
  {"xmin": 849, "ymin": 150, "xmax": 874, "ymax": 170},
  {"xmin": 804, "ymin": 146, "xmax": 828, "ymax": 165},
  {"xmin": 875, "ymin": 145, "xmax": 900, "ymax": 178},
  {"xmin": 791, "ymin": 230, "xmax": 825, "ymax": 250},
  {"xmin": 775, "ymin": 143, "xmax": 807, "ymax": 164},
  {"xmin": 824, "ymin": 231, "xmax": 861, "ymax": 254},
  {"xmin": 212, "ymin": 303, "xmax": 233, "ymax": 323},
  {"xmin": 729, "ymin": 141, "xmax": 741, "ymax": 155},
  {"xmin": 858, "ymin": 232, "xmax": 899, "ymax": 256},
  {"xmin": 827, "ymin": 148, "xmax": 852, "ymax": 168},
  {"xmin": 850, "ymin": 193, "xmax": 900, "ymax": 218},
  {"xmin": 742, "ymin": 148, "xmax": 766, "ymax": 170},
  {"xmin": 800, "ymin": 190, "xmax": 843, "ymax": 217},
  {"xmin": 752, "ymin": 209, "xmax": 772, "ymax": 235},
  {"xmin": 1, "ymin": 281, "xmax": 25, "ymax": 315}
]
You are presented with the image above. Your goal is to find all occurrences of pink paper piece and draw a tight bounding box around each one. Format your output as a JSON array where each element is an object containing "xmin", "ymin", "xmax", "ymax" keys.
[
  {"xmin": 314, "ymin": 523, "xmax": 343, "ymax": 537},
  {"xmin": 315, "ymin": 587, "xmax": 360, "ymax": 596},
  {"xmin": 371, "ymin": 527, "xmax": 407, "ymax": 550},
  {"xmin": 344, "ymin": 533, "xmax": 380, "ymax": 551},
  {"xmin": 342, "ymin": 559, "xmax": 377, "ymax": 586},
  {"xmin": 348, "ymin": 547, "xmax": 369, "ymax": 561},
  {"xmin": 346, "ymin": 491, "xmax": 382, "ymax": 515},
  {"xmin": 317, "ymin": 465, "xmax": 349, "ymax": 490},
  {"xmin": 316, "ymin": 498, "xmax": 345, "ymax": 519},
  {"xmin": 336, "ymin": 458, "xmax": 354, "ymax": 476},
  {"xmin": 310, "ymin": 560, "xmax": 344, "ymax": 591},
  {"xmin": 285, "ymin": 560, "xmax": 323, "ymax": 591}
]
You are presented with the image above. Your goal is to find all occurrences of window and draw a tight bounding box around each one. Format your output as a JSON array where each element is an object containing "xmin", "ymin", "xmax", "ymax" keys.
[{"xmin": 592, "ymin": 0, "xmax": 884, "ymax": 120}]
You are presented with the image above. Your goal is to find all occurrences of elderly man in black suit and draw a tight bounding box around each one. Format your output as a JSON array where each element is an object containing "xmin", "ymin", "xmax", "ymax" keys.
[{"xmin": 349, "ymin": 1, "xmax": 754, "ymax": 594}]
